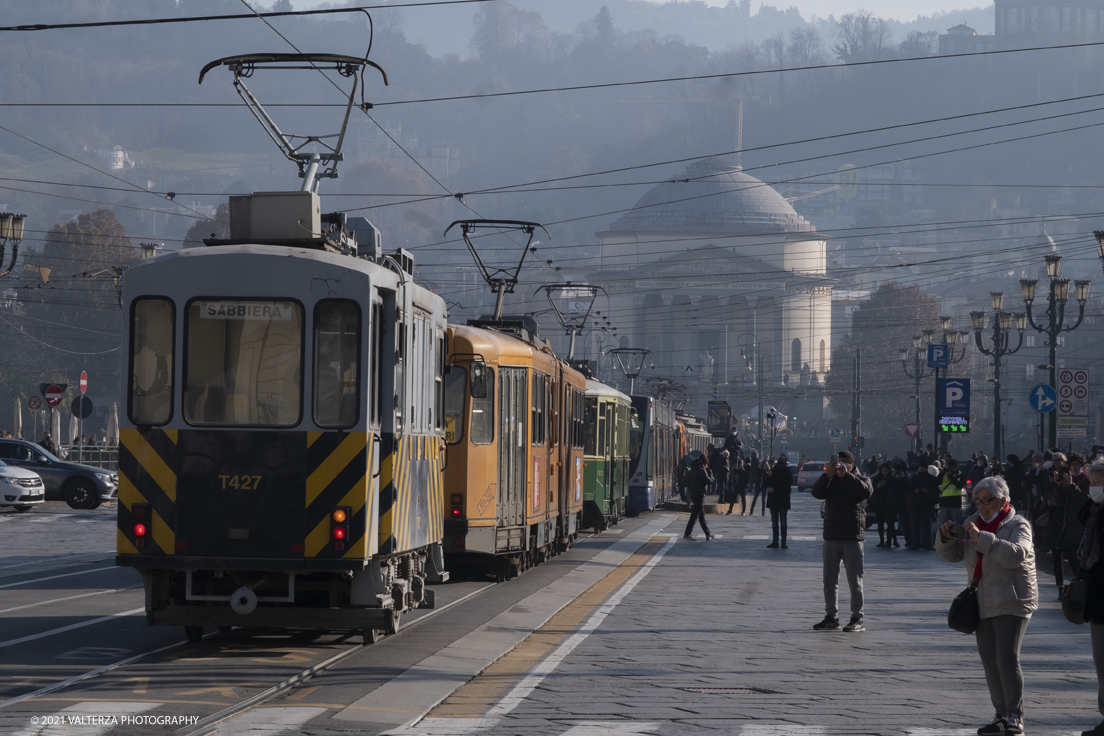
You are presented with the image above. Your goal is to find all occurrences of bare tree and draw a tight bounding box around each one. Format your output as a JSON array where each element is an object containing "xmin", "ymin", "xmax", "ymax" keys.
[
  {"xmin": 761, "ymin": 31, "xmax": 786, "ymax": 70},
  {"xmin": 788, "ymin": 27, "xmax": 827, "ymax": 68},
  {"xmin": 833, "ymin": 10, "xmax": 894, "ymax": 63},
  {"xmin": 898, "ymin": 30, "xmax": 938, "ymax": 58},
  {"xmin": 375, "ymin": 7, "xmax": 406, "ymax": 37}
]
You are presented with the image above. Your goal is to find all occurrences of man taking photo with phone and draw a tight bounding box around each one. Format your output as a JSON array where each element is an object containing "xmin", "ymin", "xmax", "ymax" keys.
[{"xmin": 811, "ymin": 450, "xmax": 873, "ymax": 632}]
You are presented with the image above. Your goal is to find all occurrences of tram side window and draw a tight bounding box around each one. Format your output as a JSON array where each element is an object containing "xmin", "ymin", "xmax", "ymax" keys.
[
  {"xmin": 370, "ymin": 303, "xmax": 382, "ymax": 427},
  {"xmin": 469, "ymin": 362, "xmax": 494, "ymax": 445},
  {"xmin": 531, "ymin": 374, "xmax": 545, "ymax": 446},
  {"xmin": 129, "ymin": 298, "xmax": 175, "ymax": 425},
  {"xmin": 444, "ymin": 365, "xmax": 466, "ymax": 444},
  {"xmin": 583, "ymin": 397, "xmax": 597, "ymax": 455},
  {"xmin": 313, "ymin": 300, "xmax": 359, "ymax": 429},
  {"xmin": 184, "ymin": 299, "xmax": 303, "ymax": 427},
  {"xmin": 435, "ymin": 332, "xmax": 445, "ymax": 431}
]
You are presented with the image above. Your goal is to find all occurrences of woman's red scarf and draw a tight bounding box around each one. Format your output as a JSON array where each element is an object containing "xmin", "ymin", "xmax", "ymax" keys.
[{"xmin": 973, "ymin": 503, "xmax": 1011, "ymax": 580}]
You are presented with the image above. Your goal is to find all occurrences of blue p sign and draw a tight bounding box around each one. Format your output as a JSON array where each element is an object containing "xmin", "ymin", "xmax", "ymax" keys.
[{"xmin": 927, "ymin": 344, "xmax": 948, "ymax": 368}]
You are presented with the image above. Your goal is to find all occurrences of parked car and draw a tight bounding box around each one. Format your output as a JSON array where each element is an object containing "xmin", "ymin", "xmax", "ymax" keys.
[
  {"xmin": 0, "ymin": 439, "xmax": 117, "ymax": 509},
  {"xmin": 0, "ymin": 459, "xmax": 45, "ymax": 512},
  {"xmin": 796, "ymin": 461, "xmax": 827, "ymax": 492}
]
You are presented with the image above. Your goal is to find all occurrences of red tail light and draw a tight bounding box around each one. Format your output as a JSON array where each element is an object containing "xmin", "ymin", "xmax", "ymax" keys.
[
  {"xmin": 451, "ymin": 507, "xmax": 463, "ymax": 518},
  {"xmin": 332, "ymin": 526, "xmax": 347, "ymax": 540},
  {"xmin": 134, "ymin": 523, "xmax": 147, "ymax": 537}
]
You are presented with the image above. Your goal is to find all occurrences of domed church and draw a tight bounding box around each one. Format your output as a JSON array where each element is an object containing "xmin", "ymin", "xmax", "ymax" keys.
[{"xmin": 586, "ymin": 157, "xmax": 834, "ymax": 400}]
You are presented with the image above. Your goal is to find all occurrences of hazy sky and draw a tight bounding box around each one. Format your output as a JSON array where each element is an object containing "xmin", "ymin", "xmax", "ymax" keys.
[{"xmin": 291, "ymin": 0, "xmax": 990, "ymax": 24}]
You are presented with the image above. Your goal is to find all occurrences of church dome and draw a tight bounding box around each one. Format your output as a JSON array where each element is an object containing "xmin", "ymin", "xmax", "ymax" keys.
[{"xmin": 605, "ymin": 157, "xmax": 816, "ymax": 235}]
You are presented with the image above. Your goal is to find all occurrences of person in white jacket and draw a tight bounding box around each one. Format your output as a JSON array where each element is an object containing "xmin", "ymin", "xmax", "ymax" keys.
[{"xmin": 936, "ymin": 476, "xmax": 1038, "ymax": 736}]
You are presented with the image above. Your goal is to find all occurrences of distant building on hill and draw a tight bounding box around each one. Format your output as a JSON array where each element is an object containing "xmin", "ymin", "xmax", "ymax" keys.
[{"xmin": 941, "ymin": 1, "xmax": 1104, "ymax": 54}]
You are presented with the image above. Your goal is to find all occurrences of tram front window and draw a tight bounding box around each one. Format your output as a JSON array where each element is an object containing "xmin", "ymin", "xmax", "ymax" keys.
[
  {"xmin": 129, "ymin": 298, "xmax": 174, "ymax": 425},
  {"xmin": 184, "ymin": 299, "xmax": 303, "ymax": 426}
]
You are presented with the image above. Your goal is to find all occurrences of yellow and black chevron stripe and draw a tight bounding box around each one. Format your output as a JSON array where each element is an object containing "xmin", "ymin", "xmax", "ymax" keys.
[
  {"xmin": 304, "ymin": 432, "xmax": 374, "ymax": 559},
  {"xmin": 117, "ymin": 428, "xmax": 178, "ymax": 556},
  {"xmin": 378, "ymin": 434, "xmax": 444, "ymax": 555}
]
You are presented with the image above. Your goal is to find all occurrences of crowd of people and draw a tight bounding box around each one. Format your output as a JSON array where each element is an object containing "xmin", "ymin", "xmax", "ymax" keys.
[{"xmin": 678, "ymin": 432, "xmax": 1104, "ymax": 736}]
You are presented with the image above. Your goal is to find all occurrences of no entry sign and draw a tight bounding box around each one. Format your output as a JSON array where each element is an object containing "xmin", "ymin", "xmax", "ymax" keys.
[
  {"xmin": 44, "ymin": 384, "xmax": 64, "ymax": 407},
  {"xmin": 80, "ymin": 371, "xmax": 88, "ymax": 395}
]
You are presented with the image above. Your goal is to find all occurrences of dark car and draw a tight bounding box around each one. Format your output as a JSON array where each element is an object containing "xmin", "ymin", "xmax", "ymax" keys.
[{"xmin": 0, "ymin": 439, "xmax": 117, "ymax": 509}]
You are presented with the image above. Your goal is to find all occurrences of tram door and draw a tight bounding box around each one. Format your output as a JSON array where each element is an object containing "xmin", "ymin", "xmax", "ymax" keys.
[
  {"xmin": 603, "ymin": 402, "xmax": 614, "ymax": 514},
  {"xmin": 498, "ymin": 367, "xmax": 527, "ymax": 529}
]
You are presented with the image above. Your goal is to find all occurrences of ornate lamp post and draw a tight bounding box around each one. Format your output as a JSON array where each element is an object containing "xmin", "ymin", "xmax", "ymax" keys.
[
  {"xmin": 738, "ymin": 333, "xmax": 765, "ymax": 458},
  {"xmin": 1021, "ymin": 254, "xmax": 1090, "ymax": 448},
  {"xmin": 972, "ymin": 292, "xmax": 1026, "ymax": 459},
  {"xmin": 899, "ymin": 334, "xmax": 933, "ymax": 454}
]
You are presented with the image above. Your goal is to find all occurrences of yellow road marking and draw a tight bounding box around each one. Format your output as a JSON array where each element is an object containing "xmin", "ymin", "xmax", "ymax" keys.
[
  {"xmin": 179, "ymin": 683, "xmax": 261, "ymax": 698},
  {"xmin": 428, "ymin": 538, "xmax": 664, "ymax": 719},
  {"xmin": 123, "ymin": 676, "xmax": 149, "ymax": 695},
  {"xmin": 285, "ymin": 686, "xmax": 320, "ymax": 701}
]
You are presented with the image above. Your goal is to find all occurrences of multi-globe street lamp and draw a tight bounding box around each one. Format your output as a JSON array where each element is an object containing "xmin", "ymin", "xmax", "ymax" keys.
[
  {"xmin": 971, "ymin": 292, "xmax": 1027, "ymax": 460},
  {"xmin": 899, "ymin": 334, "xmax": 935, "ymax": 454},
  {"xmin": 1020, "ymin": 253, "xmax": 1090, "ymax": 449}
]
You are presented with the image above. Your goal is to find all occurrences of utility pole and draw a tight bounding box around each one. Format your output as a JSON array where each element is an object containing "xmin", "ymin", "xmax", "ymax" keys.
[{"xmin": 850, "ymin": 348, "xmax": 861, "ymax": 455}]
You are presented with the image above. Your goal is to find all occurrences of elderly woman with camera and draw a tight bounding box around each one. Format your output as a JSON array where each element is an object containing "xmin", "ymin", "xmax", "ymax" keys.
[{"xmin": 936, "ymin": 476, "xmax": 1037, "ymax": 736}]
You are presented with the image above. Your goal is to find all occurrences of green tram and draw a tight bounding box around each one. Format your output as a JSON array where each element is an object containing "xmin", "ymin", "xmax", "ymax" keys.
[{"xmin": 581, "ymin": 379, "xmax": 633, "ymax": 531}]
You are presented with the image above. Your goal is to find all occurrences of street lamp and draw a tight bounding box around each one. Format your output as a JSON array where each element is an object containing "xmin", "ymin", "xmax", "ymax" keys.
[
  {"xmin": 1022, "ymin": 253, "xmax": 1090, "ymax": 448},
  {"xmin": 0, "ymin": 213, "xmax": 26, "ymax": 275},
  {"xmin": 900, "ymin": 334, "xmax": 935, "ymax": 453},
  {"xmin": 738, "ymin": 333, "xmax": 766, "ymax": 458},
  {"xmin": 973, "ymin": 305, "xmax": 1025, "ymax": 460}
]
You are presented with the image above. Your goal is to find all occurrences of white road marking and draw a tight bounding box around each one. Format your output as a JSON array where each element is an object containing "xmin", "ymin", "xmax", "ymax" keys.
[
  {"xmin": 6, "ymin": 701, "xmax": 162, "ymax": 736},
  {"xmin": 743, "ymin": 535, "xmax": 818, "ymax": 541},
  {"xmin": 487, "ymin": 535, "xmax": 677, "ymax": 717},
  {"xmin": 210, "ymin": 707, "xmax": 327, "ymax": 735},
  {"xmin": 738, "ymin": 727, "xmax": 825, "ymax": 736},
  {"xmin": 0, "ymin": 552, "xmax": 113, "ymax": 572},
  {"xmin": 561, "ymin": 723, "xmax": 661, "ymax": 736},
  {"xmin": 905, "ymin": 731, "xmax": 983, "ymax": 736},
  {"xmin": 0, "ymin": 566, "xmax": 120, "ymax": 589},
  {"xmin": 0, "ymin": 585, "xmax": 141, "ymax": 615},
  {"xmin": 0, "ymin": 640, "xmax": 186, "ymax": 710},
  {"xmin": 383, "ymin": 718, "xmax": 500, "ymax": 735},
  {"xmin": 0, "ymin": 607, "xmax": 144, "ymax": 649}
]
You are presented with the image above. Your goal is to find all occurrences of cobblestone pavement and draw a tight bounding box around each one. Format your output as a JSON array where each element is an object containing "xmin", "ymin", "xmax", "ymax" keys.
[{"xmin": 397, "ymin": 493, "xmax": 1096, "ymax": 736}]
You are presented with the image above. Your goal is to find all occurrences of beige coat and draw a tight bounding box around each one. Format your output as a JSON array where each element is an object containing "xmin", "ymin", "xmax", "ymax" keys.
[{"xmin": 935, "ymin": 506, "xmax": 1039, "ymax": 619}]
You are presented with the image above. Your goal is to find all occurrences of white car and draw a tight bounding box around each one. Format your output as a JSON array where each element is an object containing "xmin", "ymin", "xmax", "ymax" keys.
[
  {"xmin": 0, "ymin": 459, "xmax": 46, "ymax": 512},
  {"xmin": 796, "ymin": 461, "xmax": 827, "ymax": 492}
]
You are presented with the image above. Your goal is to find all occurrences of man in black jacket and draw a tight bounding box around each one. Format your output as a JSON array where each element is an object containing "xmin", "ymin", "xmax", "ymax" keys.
[
  {"xmin": 811, "ymin": 450, "xmax": 873, "ymax": 632},
  {"xmin": 683, "ymin": 455, "xmax": 715, "ymax": 541}
]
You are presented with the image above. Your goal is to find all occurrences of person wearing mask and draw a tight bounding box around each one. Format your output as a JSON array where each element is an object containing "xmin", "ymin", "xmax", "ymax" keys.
[
  {"xmin": 722, "ymin": 428, "xmax": 743, "ymax": 460},
  {"xmin": 937, "ymin": 459, "xmax": 966, "ymax": 528},
  {"xmin": 811, "ymin": 450, "xmax": 872, "ymax": 632},
  {"xmin": 683, "ymin": 454, "xmax": 715, "ymax": 541},
  {"xmin": 937, "ymin": 477, "xmax": 1037, "ymax": 736},
  {"xmin": 38, "ymin": 431, "xmax": 56, "ymax": 456},
  {"xmin": 1076, "ymin": 460, "xmax": 1104, "ymax": 736},
  {"xmin": 871, "ymin": 463, "xmax": 892, "ymax": 548},
  {"xmin": 766, "ymin": 454, "xmax": 793, "ymax": 549},
  {"xmin": 726, "ymin": 458, "xmax": 749, "ymax": 516}
]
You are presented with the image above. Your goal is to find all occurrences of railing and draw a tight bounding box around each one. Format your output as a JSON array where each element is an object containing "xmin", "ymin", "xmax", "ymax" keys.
[{"xmin": 62, "ymin": 445, "xmax": 119, "ymax": 470}]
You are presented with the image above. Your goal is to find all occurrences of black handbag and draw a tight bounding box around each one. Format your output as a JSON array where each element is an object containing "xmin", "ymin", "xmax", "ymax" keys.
[
  {"xmin": 1063, "ymin": 576, "xmax": 1089, "ymax": 625},
  {"xmin": 948, "ymin": 579, "xmax": 981, "ymax": 634}
]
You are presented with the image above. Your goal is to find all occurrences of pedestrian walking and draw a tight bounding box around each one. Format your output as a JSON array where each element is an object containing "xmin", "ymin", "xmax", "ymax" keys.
[
  {"xmin": 936, "ymin": 477, "xmax": 1037, "ymax": 736},
  {"xmin": 1045, "ymin": 464, "xmax": 1089, "ymax": 601},
  {"xmin": 871, "ymin": 463, "xmax": 891, "ymax": 547},
  {"xmin": 747, "ymin": 458, "xmax": 770, "ymax": 516},
  {"xmin": 908, "ymin": 465, "xmax": 939, "ymax": 550},
  {"xmin": 683, "ymin": 455, "xmax": 714, "ymax": 541},
  {"xmin": 1075, "ymin": 459, "xmax": 1104, "ymax": 736},
  {"xmin": 811, "ymin": 450, "xmax": 872, "ymax": 632},
  {"xmin": 726, "ymin": 458, "xmax": 749, "ymax": 515},
  {"xmin": 766, "ymin": 454, "xmax": 793, "ymax": 548},
  {"xmin": 887, "ymin": 465, "xmax": 910, "ymax": 548},
  {"xmin": 713, "ymin": 450, "xmax": 731, "ymax": 506}
]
